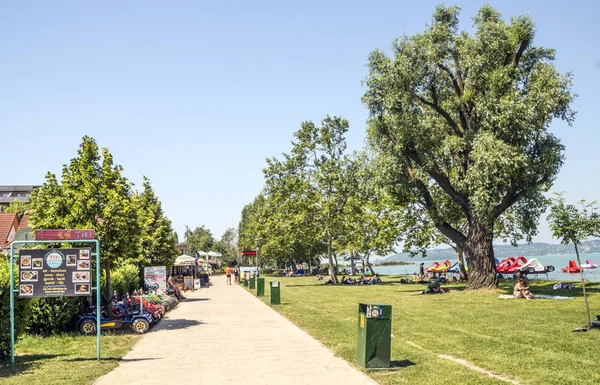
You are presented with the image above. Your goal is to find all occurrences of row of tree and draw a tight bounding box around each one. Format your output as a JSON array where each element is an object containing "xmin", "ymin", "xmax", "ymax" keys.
[
  {"xmin": 237, "ymin": 4, "xmax": 576, "ymax": 289},
  {"xmin": 24, "ymin": 136, "xmax": 178, "ymax": 300}
]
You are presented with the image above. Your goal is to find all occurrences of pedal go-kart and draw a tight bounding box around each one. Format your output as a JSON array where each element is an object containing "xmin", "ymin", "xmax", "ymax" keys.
[{"xmin": 78, "ymin": 295, "xmax": 154, "ymax": 335}]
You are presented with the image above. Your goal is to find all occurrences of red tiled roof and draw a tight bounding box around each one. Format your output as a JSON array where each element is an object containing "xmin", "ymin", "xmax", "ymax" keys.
[
  {"xmin": 19, "ymin": 215, "xmax": 30, "ymax": 230},
  {"xmin": 0, "ymin": 212, "xmax": 18, "ymax": 245}
]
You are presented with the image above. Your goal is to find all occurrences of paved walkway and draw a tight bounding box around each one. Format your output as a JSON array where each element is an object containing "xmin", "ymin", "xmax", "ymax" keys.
[{"xmin": 94, "ymin": 278, "xmax": 377, "ymax": 385}]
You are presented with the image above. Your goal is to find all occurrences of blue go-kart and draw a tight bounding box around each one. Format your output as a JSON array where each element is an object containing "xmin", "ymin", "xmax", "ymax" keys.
[{"xmin": 78, "ymin": 297, "xmax": 154, "ymax": 335}]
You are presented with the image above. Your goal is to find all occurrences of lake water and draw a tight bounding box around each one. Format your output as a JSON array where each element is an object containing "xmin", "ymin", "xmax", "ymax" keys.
[{"xmin": 373, "ymin": 253, "xmax": 600, "ymax": 282}]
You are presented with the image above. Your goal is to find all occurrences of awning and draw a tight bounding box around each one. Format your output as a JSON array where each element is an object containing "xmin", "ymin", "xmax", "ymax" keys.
[{"xmin": 174, "ymin": 254, "xmax": 196, "ymax": 266}]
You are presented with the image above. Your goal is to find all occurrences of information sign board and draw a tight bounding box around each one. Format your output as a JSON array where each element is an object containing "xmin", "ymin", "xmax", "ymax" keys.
[{"xmin": 18, "ymin": 248, "xmax": 92, "ymax": 297}]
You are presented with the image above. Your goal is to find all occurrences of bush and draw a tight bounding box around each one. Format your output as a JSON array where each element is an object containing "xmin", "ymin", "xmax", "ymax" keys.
[
  {"xmin": 26, "ymin": 296, "xmax": 82, "ymax": 336},
  {"xmin": 112, "ymin": 263, "xmax": 140, "ymax": 296},
  {"xmin": 0, "ymin": 257, "xmax": 30, "ymax": 359}
]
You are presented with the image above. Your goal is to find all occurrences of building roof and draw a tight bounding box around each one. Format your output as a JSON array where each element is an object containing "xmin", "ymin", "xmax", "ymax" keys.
[
  {"xmin": 0, "ymin": 212, "xmax": 19, "ymax": 245},
  {"xmin": 19, "ymin": 215, "xmax": 30, "ymax": 230},
  {"xmin": 0, "ymin": 185, "xmax": 40, "ymax": 192}
]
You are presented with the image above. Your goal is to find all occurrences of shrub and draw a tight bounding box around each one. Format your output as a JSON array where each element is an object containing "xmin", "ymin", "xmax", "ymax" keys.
[
  {"xmin": 112, "ymin": 263, "xmax": 140, "ymax": 296},
  {"xmin": 26, "ymin": 296, "xmax": 82, "ymax": 336},
  {"xmin": 0, "ymin": 257, "xmax": 30, "ymax": 359}
]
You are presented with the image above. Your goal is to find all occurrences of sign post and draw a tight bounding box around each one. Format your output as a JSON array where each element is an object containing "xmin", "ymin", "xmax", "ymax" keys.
[{"xmin": 9, "ymin": 231, "xmax": 101, "ymax": 365}]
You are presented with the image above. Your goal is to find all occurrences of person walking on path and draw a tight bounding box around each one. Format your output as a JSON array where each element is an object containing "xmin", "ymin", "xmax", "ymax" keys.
[
  {"xmin": 233, "ymin": 267, "xmax": 240, "ymax": 284},
  {"xmin": 225, "ymin": 266, "xmax": 232, "ymax": 285},
  {"xmin": 419, "ymin": 262, "xmax": 425, "ymax": 280}
]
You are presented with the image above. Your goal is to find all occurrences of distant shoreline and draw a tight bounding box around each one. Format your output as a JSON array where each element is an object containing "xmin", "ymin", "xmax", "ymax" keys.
[{"xmin": 382, "ymin": 240, "xmax": 600, "ymax": 262}]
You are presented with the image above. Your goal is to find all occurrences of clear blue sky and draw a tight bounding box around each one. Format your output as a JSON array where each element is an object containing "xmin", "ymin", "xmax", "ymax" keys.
[{"xmin": 2, "ymin": 1, "xmax": 599, "ymax": 247}]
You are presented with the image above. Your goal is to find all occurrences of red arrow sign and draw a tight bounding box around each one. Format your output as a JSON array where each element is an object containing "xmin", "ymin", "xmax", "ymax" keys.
[{"xmin": 35, "ymin": 229, "xmax": 96, "ymax": 241}]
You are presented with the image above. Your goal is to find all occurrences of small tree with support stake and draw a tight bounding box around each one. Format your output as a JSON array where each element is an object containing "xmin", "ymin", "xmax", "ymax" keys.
[{"xmin": 547, "ymin": 193, "xmax": 600, "ymax": 330}]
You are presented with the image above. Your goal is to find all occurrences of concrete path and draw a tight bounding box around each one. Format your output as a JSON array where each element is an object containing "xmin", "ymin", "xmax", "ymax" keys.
[{"xmin": 94, "ymin": 278, "xmax": 377, "ymax": 385}]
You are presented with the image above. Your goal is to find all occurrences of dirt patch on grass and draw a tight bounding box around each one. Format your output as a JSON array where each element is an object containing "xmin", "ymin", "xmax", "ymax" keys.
[{"xmin": 406, "ymin": 341, "xmax": 520, "ymax": 384}]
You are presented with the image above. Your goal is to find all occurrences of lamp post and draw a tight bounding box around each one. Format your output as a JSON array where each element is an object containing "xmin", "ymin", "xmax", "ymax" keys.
[{"xmin": 255, "ymin": 237, "xmax": 260, "ymax": 277}]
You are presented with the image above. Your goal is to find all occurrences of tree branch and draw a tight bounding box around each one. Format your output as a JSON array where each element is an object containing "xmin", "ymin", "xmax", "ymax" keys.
[
  {"xmin": 405, "ymin": 159, "xmax": 467, "ymax": 247},
  {"xmin": 453, "ymin": 58, "xmax": 464, "ymax": 93},
  {"xmin": 492, "ymin": 176, "xmax": 548, "ymax": 218},
  {"xmin": 414, "ymin": 93, "xmax": 462, "ymax": 137},
  {"xmin": 406, "ymin": 150, "xmax": 470, "ymax": 216},
  {"xmin": 513, "ymin": 38, "xmax": 530, "ymax": 67},
  {"xmin": 435, "ymin": 222, "xmax": 467, "ymax": 247},
  {"xmin": 439, "ymin": 63, "xmax": 471, "ymax": 133},
  {"xmin": 438, "ymin": 64, "xmax": 462, "ymax": 97}
]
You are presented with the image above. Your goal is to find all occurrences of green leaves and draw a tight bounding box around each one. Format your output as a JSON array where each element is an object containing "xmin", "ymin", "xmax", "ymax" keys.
[
  {"xmin": 547, "ymin": 193, "xmax": 600, "ymax": 246},
  {"xmin": 134, "ymin": 177, "xmax": 177, "ymax": 267},
  {"xmin": 27, "ymin": 136, "xmax": 177, "ymax": 297},
  {"xmin": 184, "ymin": 225, "xmax": 215, "ymax": 255},
  {"xmin": 363, "ymin": 4, "xmax": 575, "ymax": 288}
]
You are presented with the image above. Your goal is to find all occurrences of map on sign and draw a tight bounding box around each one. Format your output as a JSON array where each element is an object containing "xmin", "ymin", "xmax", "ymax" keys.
[{"xmin": 18, "ymin": 248, "xmax": 92, "ymax": 297}]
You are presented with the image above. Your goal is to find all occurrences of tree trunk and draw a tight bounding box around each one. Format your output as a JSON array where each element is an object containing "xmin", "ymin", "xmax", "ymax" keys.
[
  {"xmin": 464, "ymin": 220, "xmax": 497, "ymax": 289},
  {"xmin": 105, "ymin": 260, "xmax": 113, "ymax": 317},
  {"xmin": 455, "ymin": 245, "xmax": 468, "ymax": 281},
  {"xmin": 328, "ymin": 234, "xmax": 338, "ymax": 283},
  {"xmin": 366, "ymin": 253, "xmax": 375, "ymax": 276},
  {"xmin": 289, "ymin": 255, "xmax": 296, "ymax": 272},
  {"xmin": 350, "ymin": 252, "xmax": 356, "ymax": 276},
  {"xmin": 574, "ymin": 244, "xmax": 592, "ymax": 329}
]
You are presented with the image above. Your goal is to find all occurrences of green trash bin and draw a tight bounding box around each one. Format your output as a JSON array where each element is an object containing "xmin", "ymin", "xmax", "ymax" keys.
[
  {"xmin": 256, "ymin": 278, "xmax": 265, "ymax": 296},
  {"xmin": 249, "ymin": 277, "xmax": 256, "ymax": 290},
  {"xmin": 270, "ymin": 281, "xmax": 280, "ymax": 304},
  {"xmin": 243, "ymin": 279, "xmax": 248, "ymax": 287},
  {"xmin": 357, "ymin": 303, "xmax": 392, "ymax": 368}
]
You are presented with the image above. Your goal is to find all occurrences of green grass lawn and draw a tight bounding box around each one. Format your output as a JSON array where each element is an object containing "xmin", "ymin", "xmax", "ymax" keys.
[
  {"xmin": 0, "ymin": 333, "xmax": 141, "ymax": 385},
  {"xmin": 250, "ymin": 276, "xmax": 600, "ymax": 385}
]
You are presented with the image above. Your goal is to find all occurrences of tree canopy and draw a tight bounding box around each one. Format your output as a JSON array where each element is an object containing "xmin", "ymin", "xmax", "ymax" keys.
[
  {"xmin": 362, "ymin": 4, "xmax": 575, "ymax": 288},
  {"xmin": 28, "ymin": 136, "xmax": 177, "ymax": 300}
]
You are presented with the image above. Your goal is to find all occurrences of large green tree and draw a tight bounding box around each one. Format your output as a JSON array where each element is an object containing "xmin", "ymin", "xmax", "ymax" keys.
[
  {"xmin": 363, "ymin": 5, "xmax": 575, "ymax": 288},
  {"xmin": 263, "ymin": 151, "xmax": 323, "ymax": 272},
  {"xmin": 183, "ymin": 225, "xmax": 215, "ymax": 255},
  {"xmin": 343, "ymin": 151, "xmax": 402, "ymax": 275},
  {"xmin": 219, "ymin": 228, "xmax": 239, "ymax": 264},
  {"xmin": 133, "ymin": 176, "xmax": 178, "ymax": 268},
  {"xmin": 28, "ymin": 136, "xmax": 140, "ymax": 304},
  {"xmin": 265, "ymin": 116, "xmax": 357, "ymax": 282}
]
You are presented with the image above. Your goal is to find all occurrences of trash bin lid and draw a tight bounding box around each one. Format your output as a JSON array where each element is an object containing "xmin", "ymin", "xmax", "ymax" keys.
[{"xmin": 358, "ymin": 303, "xmax": 392, "ymax": 318}]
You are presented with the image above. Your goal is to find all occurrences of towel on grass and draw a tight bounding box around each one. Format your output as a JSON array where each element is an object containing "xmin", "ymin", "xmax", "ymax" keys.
[{"xmin": 498, "ymin": 294, "xmax": 575, "ymax": 300}]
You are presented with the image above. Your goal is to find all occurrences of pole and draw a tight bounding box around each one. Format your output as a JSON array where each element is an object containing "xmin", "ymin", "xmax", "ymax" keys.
[
  {"xmin": 10, "ymin": 243, "xmax": 15, "ymax": 364},
  {"xmin": 575, "ymin": 244, "xmax": 592, "ymax": 329},
  {"xmin": 95, "ymin": 239, "xmax": 101, "ymax": 360}
]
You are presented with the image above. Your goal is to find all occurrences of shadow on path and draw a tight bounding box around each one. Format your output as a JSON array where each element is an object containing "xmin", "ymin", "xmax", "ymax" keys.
[
  {"xmin": 182, "ymin": 298, "xmax": 210, "ymax": 302},
  {"xmin": 157, "ymin": 319, "xmax": 205, "ymax": 331}
]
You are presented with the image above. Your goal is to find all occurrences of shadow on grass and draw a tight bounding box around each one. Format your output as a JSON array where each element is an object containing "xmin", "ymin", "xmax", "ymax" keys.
[
  {"xmin": 391, "ymin": 359, "xmax": 416, "ymax": 368},
  {"xmin": 366, "ymin": 360, "xmax": 416, "ymax": 372},
  {"xmin": 0, "ymin": 354, "xmax": 64, "ymax": 378}
]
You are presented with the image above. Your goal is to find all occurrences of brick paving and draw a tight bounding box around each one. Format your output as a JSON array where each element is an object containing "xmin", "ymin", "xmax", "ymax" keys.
[{"xmin": 94, "ymin": 278, "xmax": 377, "ymax": 385}]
